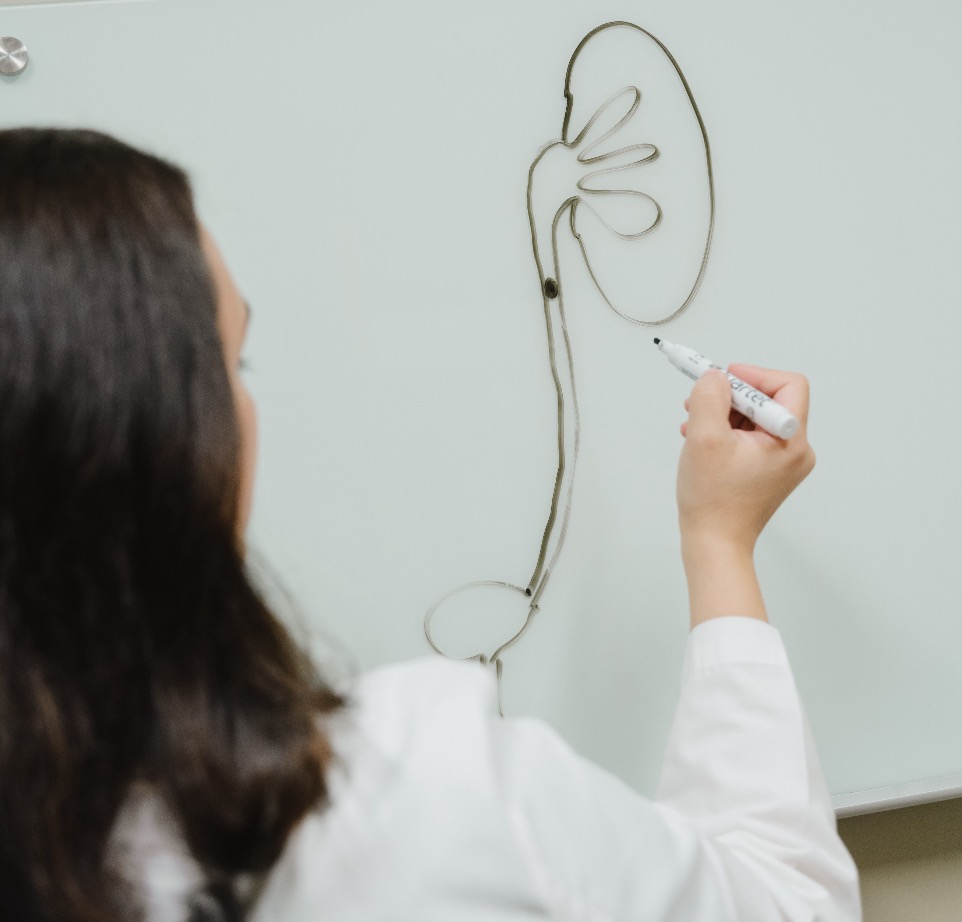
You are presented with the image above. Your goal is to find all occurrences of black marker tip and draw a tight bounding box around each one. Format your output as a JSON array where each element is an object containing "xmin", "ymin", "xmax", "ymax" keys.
[{"xmin": 653, "ymin": 337, "xmax": 661, "ymax": 345}]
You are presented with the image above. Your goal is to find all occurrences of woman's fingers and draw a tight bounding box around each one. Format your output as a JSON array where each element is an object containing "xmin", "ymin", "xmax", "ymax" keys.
[
  {"xmin": 685, "ymin": 370, "xmax": 736, "ymax": 442},
  {"xmin": 727, "ymin": 363, "xmax": 811, "ymax": 431},
  {"xmin": 677, "ymin": 364, "xmax": 817, "ymax": 565},
  {"xmin": 684, "ymin": 366, "xmax": 810, "ymax": 438},
  {"xmin": 684, "ymin": 389, "xmax": 759, "ymax": 431}
]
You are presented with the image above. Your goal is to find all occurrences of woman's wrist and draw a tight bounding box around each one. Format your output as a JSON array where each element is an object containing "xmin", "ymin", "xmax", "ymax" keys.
[{"xmin": 681, "ymin": 533, "xmax": 767, "ymax": 629}]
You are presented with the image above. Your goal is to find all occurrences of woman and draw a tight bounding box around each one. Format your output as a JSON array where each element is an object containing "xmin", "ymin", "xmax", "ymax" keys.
[{"xmin": 0, "ymin": 128, "xmax": 859, "ymax": 921}]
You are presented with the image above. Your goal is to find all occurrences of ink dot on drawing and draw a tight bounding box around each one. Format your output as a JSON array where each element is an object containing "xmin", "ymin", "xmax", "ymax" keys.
[{"xmin": 544, "ymin": 278, "xmax": 559, "ymax": 299}]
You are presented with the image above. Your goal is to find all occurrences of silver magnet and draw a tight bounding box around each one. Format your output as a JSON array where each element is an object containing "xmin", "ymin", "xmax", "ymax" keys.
[{"xmin": 0, "ymin": 37, "xmax": 29, "ymax": 77}]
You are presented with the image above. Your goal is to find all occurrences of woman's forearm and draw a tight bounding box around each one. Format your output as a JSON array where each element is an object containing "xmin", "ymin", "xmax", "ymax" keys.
[{"xmin": 681, "ymin": 535, "xmax": 767, "ymax": 629}]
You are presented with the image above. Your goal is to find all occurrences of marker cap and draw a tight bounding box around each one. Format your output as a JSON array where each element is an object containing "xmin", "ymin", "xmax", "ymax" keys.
[{"xmin": 754, "ymin": 401, "xmax": 799, "ymax": 440}]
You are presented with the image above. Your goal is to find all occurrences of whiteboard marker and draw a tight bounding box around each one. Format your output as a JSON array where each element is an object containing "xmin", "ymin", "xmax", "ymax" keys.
[{"xmin": 653, "ymin": 339, "xmax": 799, "ymax": 440}]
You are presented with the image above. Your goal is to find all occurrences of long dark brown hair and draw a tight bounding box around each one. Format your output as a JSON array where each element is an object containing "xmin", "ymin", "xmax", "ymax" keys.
[{"xmin": 0, "ymin": 128, "xmax": 341, "ymax": 921}]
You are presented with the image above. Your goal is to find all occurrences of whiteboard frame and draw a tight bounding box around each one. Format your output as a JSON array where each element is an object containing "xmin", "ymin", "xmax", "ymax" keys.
[
  {"xmin": 4, "ymin": 0, "xmax": 962, "ymax": 821},
  {"xmin": 834, "ymin": 775, "xmax": 962, "ymax": 818}
]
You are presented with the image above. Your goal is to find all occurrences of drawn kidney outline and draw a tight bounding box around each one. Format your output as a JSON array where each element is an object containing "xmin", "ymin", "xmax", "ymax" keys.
[{"xmin": 424, "ymin": 22, "xmax": 715, "ymax": 710}]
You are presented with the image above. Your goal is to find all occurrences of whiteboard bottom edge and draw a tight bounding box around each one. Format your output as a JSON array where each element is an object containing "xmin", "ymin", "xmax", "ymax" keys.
[{"xmin": 832, "ymin": 774, "xmax": 962, "ymax": 817}]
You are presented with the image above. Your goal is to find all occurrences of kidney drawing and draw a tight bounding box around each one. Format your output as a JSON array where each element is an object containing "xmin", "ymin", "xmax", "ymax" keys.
[{"xmin": 425, "ymin": 22, "xmax": 715, "ymax": 710}]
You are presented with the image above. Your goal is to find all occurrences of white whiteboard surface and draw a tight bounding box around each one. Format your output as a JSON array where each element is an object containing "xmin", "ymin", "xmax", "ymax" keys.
[{"xmin": 2, "ymin": 0, "xmax": 961, "ymax": 812}]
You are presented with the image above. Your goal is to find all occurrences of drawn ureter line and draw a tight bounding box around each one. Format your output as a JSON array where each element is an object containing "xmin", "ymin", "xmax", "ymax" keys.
[{"xmin": 424, "ymin": 22, "xmax": 714, "ymax": 713}]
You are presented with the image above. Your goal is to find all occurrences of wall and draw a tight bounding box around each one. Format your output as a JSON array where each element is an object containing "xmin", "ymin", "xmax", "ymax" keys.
[{"xmin": 838, "ymin": 798, "xmax": 962, "ymax": 921}]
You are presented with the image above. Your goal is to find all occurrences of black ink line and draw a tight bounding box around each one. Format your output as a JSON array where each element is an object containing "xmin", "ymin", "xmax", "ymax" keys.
[{"xmin": 425, "ymin": 22, "xmax": 715, "ymax": 712}]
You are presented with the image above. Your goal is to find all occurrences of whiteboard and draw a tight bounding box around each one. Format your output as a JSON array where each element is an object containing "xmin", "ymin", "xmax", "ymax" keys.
[{"xmin": 3, "ymin": 0, "xmax": 961, "ymax": 814}]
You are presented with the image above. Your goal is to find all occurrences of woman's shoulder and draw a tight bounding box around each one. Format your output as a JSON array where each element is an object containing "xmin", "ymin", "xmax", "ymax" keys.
[
  {"xmin": 254, "ymin": 658, "xmax": 543, "ymax": 919},
  {"xmin": 348, "ymin": 656, "xmax": 497, "ymax": 718},
  {"xmin": 327, "ymin": 656, "xmax": 503, "ymax": 779}
]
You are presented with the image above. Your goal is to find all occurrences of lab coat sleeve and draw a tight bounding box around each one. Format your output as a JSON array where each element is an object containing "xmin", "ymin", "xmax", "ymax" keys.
[
  {"xmin": 490, "ymin": 617, "xmax": 860, "ymax": 922},
  {"xmin": 656, "ymin": 617, "xmax": 860, "ymax": 921}
]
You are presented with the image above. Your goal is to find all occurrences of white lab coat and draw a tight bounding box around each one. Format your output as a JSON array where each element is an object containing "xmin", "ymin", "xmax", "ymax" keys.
[{"xmin": 111, "ymin": 617, "xmax": 861, "ymax": 921}]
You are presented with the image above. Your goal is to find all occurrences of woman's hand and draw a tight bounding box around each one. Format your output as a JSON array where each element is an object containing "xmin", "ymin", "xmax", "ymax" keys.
[{"xmin": 676, "ymin": 365, "xmax": 816, "ymax": 628}]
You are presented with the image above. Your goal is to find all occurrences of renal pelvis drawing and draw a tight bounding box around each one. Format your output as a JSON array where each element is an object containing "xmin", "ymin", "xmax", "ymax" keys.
[{"xmin": 425, "ymin": 22, "xmax": 715, "ymax": 708}]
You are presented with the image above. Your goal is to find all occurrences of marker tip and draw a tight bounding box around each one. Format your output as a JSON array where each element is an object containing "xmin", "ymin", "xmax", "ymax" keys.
[{"xmin": 653, "ymin": 337, "xmax": 661, "ymax": 345}]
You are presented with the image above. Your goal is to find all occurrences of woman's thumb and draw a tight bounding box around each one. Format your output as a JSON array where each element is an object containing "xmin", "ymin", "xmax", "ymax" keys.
[{"xmin": 686, "ymin": 369, "xmax": 732, "ymax": 439}]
